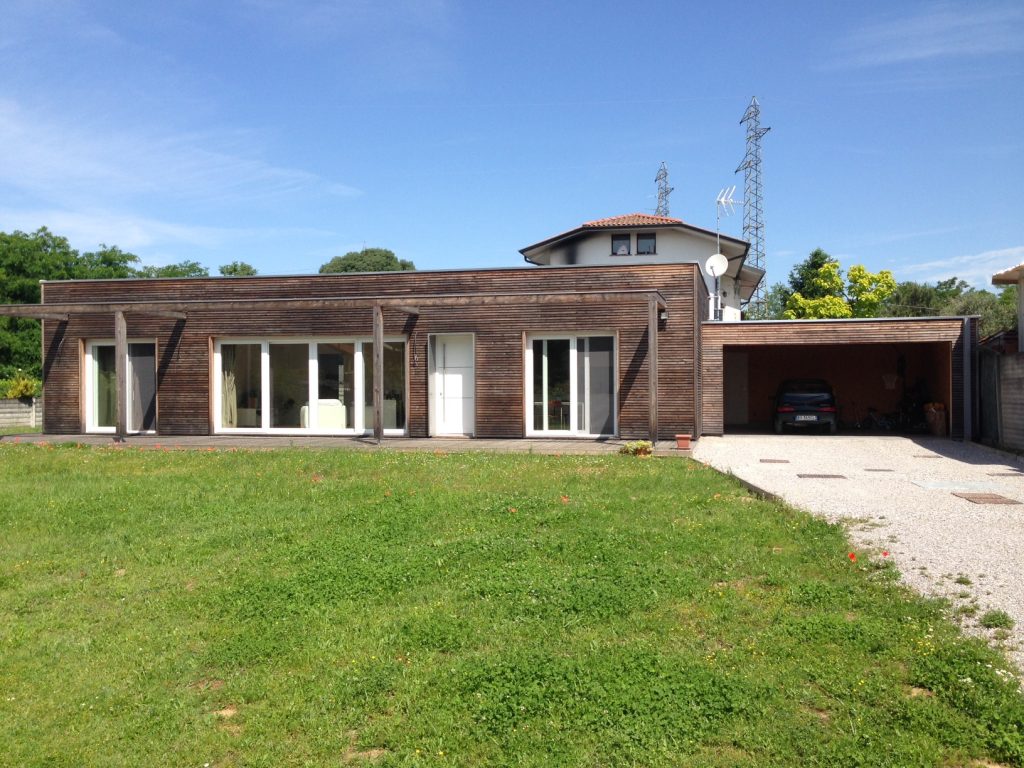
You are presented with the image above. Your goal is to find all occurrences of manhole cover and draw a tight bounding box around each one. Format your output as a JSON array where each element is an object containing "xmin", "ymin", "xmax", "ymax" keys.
[
  {"xmin": 952, "ymin": 492, "xmax": 1022, "ymax": 505},
  {"xmin": 760, "ymin": 459, "xmax": 790, "ymax": 464},
  {"xmin": 865, "ymin": 468, "xmax": 894, "ymax": 472},
  {"xmin": 798, "ymin": 474, "xmax": 846, "ymax": 479}
]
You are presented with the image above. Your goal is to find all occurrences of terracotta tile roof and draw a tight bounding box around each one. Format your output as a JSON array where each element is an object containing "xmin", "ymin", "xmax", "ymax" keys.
[{"xmin": 581, "ymin": 213, "xmax": 684, "ymax": 228}]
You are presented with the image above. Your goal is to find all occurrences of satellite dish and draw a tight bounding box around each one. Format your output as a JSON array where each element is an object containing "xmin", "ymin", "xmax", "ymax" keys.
[{"xmin": 705, "ymin": 253, "xmax": 728, "ymax": 278}]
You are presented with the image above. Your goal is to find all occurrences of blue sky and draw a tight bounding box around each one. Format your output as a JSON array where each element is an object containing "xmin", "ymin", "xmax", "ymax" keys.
[{"xmin": 1, "ymin": 1, "xmax": 1021, "ymax": 289}]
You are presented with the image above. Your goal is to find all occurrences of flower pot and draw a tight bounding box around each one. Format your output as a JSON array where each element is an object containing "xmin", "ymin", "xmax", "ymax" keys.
[{"xmin": 675, "ymin": 434, "xmax": 692, "ymax": 450}]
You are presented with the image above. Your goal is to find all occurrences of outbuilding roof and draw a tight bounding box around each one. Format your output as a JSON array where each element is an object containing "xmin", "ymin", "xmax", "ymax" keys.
[{"xmin": 992, "ymin": 262, "xmax": 1024, "ymax": 285}]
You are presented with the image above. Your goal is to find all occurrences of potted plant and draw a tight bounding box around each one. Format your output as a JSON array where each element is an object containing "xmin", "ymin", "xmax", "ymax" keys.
[{"xmin": 675, "ymin": 434, "xmax": 692, "ymax": 450}]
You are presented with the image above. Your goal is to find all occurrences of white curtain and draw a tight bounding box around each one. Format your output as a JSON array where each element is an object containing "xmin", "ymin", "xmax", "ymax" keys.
[{"xmin": 222, "ymin": 346, "xmax": 237, "ymax": 427}]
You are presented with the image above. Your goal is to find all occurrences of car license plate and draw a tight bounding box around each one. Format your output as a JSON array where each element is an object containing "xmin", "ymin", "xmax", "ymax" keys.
[{"xmin": 795, "ymin": 414, "xmax": 817, "ymax": 422}]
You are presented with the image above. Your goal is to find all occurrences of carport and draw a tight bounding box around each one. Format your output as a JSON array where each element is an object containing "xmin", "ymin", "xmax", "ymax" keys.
[{"xmin": 700, "ymin": 317, "xmax": 977, "ymax": 438}]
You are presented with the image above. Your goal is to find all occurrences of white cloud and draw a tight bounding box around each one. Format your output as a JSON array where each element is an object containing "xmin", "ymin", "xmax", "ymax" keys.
[
  {"xmin": 899, "ymin": 245, "xmax": 1024, "ymax": 288},
  {"xmin": 833, "ymin": 3, "xmax": 1024, "ymax": 68},
  {"xmin": 0, "ymin": 99, "xmax": 361, "ymax": 209}
]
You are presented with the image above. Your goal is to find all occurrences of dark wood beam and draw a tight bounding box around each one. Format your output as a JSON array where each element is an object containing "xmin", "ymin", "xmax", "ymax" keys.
[
  {"xmin": 372, "ymin": 304, "xmax": 384, "ymax": 443},
  {"xmin": 130, "ymin": 310, "xmax": 187, "ymax": 320},
  {"xmin": 114, "ymin": 310, "xmax": 127, "ymax": 442},
  {"xmin": 0, "ymin": 289, "xmax": 667, "ymax": 318},
  {"xmin": 648, "ymin": 295, "xmax": 659, "ymax": 442}
]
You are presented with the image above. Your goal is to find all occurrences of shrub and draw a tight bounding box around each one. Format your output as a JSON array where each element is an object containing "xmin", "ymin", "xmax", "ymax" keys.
[
  {"xmin": 2, "ymin": 371, "xmax": 41, "ymax": 400},
  {"xmin": 618, "ymin": 440, "xmax": 653, "ymax": 457}
]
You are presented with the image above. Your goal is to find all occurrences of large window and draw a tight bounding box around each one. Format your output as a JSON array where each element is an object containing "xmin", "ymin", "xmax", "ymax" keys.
[
  {"xmin": 85, "ymin": 340, "xmax": 157, "ymax": 433},
  {"xmin": 526, "ymin": 335, "xmax": 615, "ymax": 436},
  {"xmin": 214, "ymin": 339, "xmax": 405, "ymax": 434},
  {"xmin": 637, "ymin": 232, "xmax": 656, "ymax": 255}
]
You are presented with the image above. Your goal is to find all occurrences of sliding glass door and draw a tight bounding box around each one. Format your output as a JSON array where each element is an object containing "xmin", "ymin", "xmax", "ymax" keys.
[
  {"xmin": 527, "ymin": 335, "xmax": 615, "ymax": 436},
  {"xmin": 86, "ymin": 341, "xmax": 157, "ymax": 433},
  {"xmin": 214, "ymin": 339, "xmax": 405, "ymax": 434}
]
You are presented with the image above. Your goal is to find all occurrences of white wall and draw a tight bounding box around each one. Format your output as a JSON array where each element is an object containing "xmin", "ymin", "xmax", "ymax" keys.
[{"xmin": 539, "ymin": 229, "xmax": 748, "ymax": 312}]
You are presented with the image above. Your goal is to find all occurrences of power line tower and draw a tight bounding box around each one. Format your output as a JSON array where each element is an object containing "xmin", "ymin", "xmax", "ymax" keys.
[
  {"xmin": 655, "ymin": 161, "xmax": 673, "ymax": 216},
  {"xmin": 735, "ymin": 97, "xmax": 770, "ymax": 313}
]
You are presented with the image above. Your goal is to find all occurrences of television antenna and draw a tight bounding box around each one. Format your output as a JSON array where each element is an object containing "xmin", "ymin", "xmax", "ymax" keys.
[{"xmin": 706, "ymin": 187, "xmax": 740, "ymax": 322}]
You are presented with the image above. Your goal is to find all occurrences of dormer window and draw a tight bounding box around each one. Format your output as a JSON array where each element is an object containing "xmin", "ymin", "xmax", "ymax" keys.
[
  {"xmin": 611, "ymin": 234, "xmax": 630, "ymax": 256},
  {"xmin": 637, "ymin": 233, "xmax": 656, "ymax": 255}
]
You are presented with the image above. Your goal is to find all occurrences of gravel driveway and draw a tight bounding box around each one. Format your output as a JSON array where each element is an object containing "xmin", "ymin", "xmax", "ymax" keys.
[{"xmin": 693, "ymin": 434, "xmax": 1024, "ymax": 672}]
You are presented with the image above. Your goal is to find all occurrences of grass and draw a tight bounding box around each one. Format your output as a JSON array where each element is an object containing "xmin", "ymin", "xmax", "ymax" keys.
[
  {"xmin": 1, "ymin": 443, "xmax": 1022, "ymax": 767},
  {"xmin": 0, "ymin": 424, "xmax": 41, "ymax": 436},
  {"xmin": 981, "ymin": 610, "xmax": 1016, "ymax": 630}
]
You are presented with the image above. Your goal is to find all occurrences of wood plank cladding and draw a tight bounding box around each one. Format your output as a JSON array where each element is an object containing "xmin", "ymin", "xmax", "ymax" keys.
[
  {"xmin": 41, "ymin": 264, "xmax": 702, "ymax": 439},
  {"xmin": 700, "ymin": 318, "xmax": 974, "ymax": 438}
]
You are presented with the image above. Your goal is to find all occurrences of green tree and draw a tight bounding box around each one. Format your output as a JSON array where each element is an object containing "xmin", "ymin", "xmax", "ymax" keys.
[
  {"xmin": 218, "ymin": 261, "xmax": 258, "ymax": 276},
  {"xmin": 847, "ymin": 264, "xmax": 897, "ymax": 318},
  {"xmin": 75, "ymin": 245, "xmax": 141, "ymax": 280},
  {"xmin": 996, "ymin": 285, "xmax": 1018, "ymax": 330},
  {"xmin": 0, "ymin": 228, "xmax": 80, "ymax": 378},
  {"xmin": 941, "ymin": 287, "xmax": 1017, "ymax": 338},
  {"xmin": 319, "ymin": 248, "xmax": 414, "ymax": 274},
  {"xmin": 884, "ymin": 277, "xmax": 970, "ymax": 317},
  {"xmin": 745, "ymin": 282, "xmax": 790, "ymax": 320},
  {"xmin": 782, "ymin": 249, "xmax": 895, "ymax": 320},
  {"xmin": 787, "ymin": 248, "xmax": 834, "ymax": 299},
  {"xmin": 136, "ymin": 260, "xmax": 210, "ymax": 278}
]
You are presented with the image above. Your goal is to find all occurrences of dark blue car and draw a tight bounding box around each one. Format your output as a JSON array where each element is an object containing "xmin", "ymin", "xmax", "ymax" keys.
[{"xmin": 773, "ymin": 379, "xmax": 838, "ymax": 434}]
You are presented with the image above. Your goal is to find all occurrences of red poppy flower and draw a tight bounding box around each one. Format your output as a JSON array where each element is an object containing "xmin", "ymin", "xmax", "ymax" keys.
[
  {"xmin": 848, "ymin": 552, "xmax": 857, "ymax": 562},
  {"xmin": 882, "ymin": 551, "xmax": 889, "ymax": 557}
]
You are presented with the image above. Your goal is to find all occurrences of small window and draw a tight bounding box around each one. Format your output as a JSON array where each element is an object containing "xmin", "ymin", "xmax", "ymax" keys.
[
  {"xmin": 637, "ymin": 233, "xmax": 656, "ymax": 255},
  {"xmin": 611, "ymin": 234, "xmax": 630, "ymax": 256}
]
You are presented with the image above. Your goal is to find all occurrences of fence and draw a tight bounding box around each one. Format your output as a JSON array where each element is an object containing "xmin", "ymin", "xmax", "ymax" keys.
[
  {"xmin": 978, "ymin": 350, "xmax": 1024, "ymax": 451},
  {"xmin": 0, "ymin": 397, "xmax": 42, "ymax": 429}
]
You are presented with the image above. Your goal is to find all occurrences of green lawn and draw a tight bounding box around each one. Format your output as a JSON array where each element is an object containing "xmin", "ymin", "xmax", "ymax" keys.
[
  {"xmin": 1, "ymin": 444, "xmax": 1021, "ymax": 767},
  {"xmin": 0, "ymin": 425, "xmax": 41, "ymax": 436}
]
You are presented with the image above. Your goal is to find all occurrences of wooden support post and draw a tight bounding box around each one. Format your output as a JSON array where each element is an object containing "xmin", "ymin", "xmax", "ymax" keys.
[
  {"xmin": 114, "ymin": 310, "xmax": 128, "ymax": 441},
  {"xmin": 648, "ymin": 295, "xmax": 659, "ymax": 442},
  {"xmin": 962, "ymin": 317, "xmax": 972, "ymax": 442},
  {"xmin": 372, "ymin": 303, "xmax": 384, "ymax": 443}
]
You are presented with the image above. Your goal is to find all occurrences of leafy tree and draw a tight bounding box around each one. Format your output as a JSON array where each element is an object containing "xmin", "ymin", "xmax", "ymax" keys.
[
  {"xmin": 787, "ymin": 248, "xmax": 834, "ymax": 299},
  {"xmin": 136, "ymin": 260, "xmax": 210, "ymax": 278},
  {"xmin": 784, "ymin": 260, "xmax": 852, "ymax": 319},
  {"xmin": 882, "ymin": 277, "xmax": 1015, "ymax": 336},
  {"xmin": 782, "ymin": 249, "xmax": 895, "ymax": 319},
  {"xmin": 75, "ymin": 245, "xmax": 140, "ymax": 280},
  {"xmin": 883, "ymin": 281, "xmax": 942, "ymax": 317},
  {"xmin": 996, "ymin": 285, "xmax": 1018, "ymax": 329},
  {"xmin": 319, "ymin": 248, "xmax": 414, "ymax": 274},
  {"xmin": 745, "ymin": 282, "xmax": 789, "ymax": 320},
  {"xmin": 0, "ymin": 228, "xmax": 81, "ymax": 378},
  {"xmin": 219, "ymin": 261, "xmax": 258, "ymax": 276},
  {"xmin": 942, "ymin": 287, "xmax": 1017, "ymax": 338},
  {"xmin": 847, "ymin": 264, "xmax": 897, "ymax": 318}
]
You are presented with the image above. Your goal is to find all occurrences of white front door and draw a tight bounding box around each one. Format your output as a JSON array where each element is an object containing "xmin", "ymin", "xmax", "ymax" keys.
[{"xmin": 431, "ymin": 334, "xmax": 475, "ymax": 436}]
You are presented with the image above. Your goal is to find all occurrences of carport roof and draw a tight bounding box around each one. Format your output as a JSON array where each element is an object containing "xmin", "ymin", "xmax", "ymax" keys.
[{"xmin": 703, "ymin": 315, "xmax": 977, "ymax": 325}]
